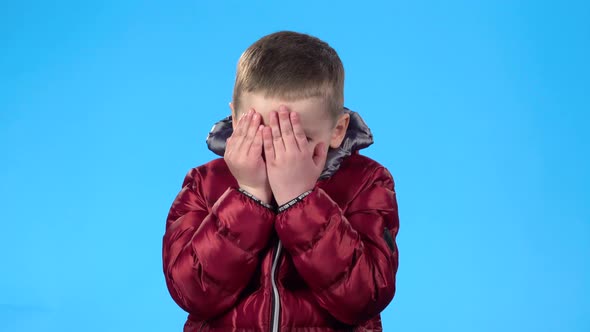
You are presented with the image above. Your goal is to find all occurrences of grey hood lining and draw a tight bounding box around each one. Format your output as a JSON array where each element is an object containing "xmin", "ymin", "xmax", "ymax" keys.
[{"xmin": 205, "ymin": 107, "xmax": 373, "ymax": 179}]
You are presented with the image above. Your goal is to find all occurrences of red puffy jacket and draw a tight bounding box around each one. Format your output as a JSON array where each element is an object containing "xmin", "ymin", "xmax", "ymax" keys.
[{"xmin": 163, "ymin": 110, "xmax": 400, "ymax": 331}]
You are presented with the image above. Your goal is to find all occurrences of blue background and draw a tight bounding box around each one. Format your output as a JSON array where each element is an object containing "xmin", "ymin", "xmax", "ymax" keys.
[{"xmin": 1, "ymin": 1, "xmax": 588, "ymax": 331}]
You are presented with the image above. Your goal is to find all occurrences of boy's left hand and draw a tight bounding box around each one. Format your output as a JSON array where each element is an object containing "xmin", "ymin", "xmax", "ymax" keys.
[{"xmin": 262, "ymin": 106, "xmax": 328, "ymax": 206}]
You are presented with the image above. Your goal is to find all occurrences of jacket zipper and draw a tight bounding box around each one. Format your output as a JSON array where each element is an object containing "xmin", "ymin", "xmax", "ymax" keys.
[{"xmin": 270, "ymin": 240, "xmax": 282, "ymax": 332}]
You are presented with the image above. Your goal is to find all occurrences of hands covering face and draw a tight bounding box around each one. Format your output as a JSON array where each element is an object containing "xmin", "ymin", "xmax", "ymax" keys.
[
  {"xmin": 224, "ymin": 108, "xmax": 271, "ymax": 203},
  {"xmin": 262, "ymin": 106, "xmax": 328, "ymax": 206},
  {"xmin": 224, "ymin": 105, "xmax": 328, "ymax": 206}
]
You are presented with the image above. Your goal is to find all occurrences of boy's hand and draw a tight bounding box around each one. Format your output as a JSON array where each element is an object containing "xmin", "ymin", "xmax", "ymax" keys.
[
  {"xmin": 225, "ymin": 108, "xmax": 272, "ymax": 204},
  {"xmin": 262, "ymin": 106, "xmax": 328, "ymax": 206}
]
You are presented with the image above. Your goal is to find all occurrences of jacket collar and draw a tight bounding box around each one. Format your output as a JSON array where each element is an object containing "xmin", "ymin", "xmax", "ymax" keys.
[{"xmin": 206, "ymin": 107, "xmax": 373, "ymax": 179}]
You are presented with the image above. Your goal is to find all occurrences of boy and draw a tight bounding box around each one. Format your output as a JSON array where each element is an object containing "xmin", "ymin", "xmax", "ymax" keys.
[{"xmin": 162, "ymin": 31, "xmax": 400, "ymax": 331}]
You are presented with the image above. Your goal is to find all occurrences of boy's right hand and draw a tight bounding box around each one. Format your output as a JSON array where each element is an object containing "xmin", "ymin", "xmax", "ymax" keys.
[{"xmin": 224, "ymin": 108, "xmax": 272, "ymax": 204}]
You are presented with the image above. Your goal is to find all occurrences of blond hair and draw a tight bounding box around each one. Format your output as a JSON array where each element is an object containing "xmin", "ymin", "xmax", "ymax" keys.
[{"xmin": 232, "ymin": 31, "xmax": 345, "ymax": 120}]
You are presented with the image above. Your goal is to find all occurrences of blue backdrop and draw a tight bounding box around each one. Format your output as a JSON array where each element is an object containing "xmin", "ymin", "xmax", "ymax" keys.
[{"xmin": 1, "ymin": 1, "xmax": 588, "ymax": 331}]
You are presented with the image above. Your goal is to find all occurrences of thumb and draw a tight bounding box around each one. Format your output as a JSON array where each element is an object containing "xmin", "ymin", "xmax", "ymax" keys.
[
  {"xmin": 312, "ymin": 142, "xmax": 328, "ymax": 169},
  {"xmin": 224, "ymin": 136, "xmax": 232, "ymax": 157}
]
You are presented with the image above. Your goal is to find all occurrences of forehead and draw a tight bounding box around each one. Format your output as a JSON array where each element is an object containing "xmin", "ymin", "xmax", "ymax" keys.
[{"xmin": 240, "ymin": 92, "xmax": 332, "ymax": 130}]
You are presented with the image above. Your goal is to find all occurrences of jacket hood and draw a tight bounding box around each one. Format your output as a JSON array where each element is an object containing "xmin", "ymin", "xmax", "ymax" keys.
[{"xmin": 206, "ymin": 107, "xmax": 373, "ymax": 179}]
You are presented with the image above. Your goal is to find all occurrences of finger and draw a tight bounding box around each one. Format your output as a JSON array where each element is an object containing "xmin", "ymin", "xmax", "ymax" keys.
[
  {"xmin": 227, "ymin": 110, "xmax": 250, "ymax": 157},
  {"xmin": 278, "ymin": 106, "xmax": 297, "ymax": 151},
  {"xmin": 269, "ymin": 110, "xmax": 285, "ymax": 153},
  {"xmin": 242, "ymin": 111, "xmax": 261, "ymax": 152},
  {"xmin": 225, "ymin": 124, "xmax": 239, "ymax": 156},
  {"xmin": 249, "ymin": 124, "xmax": 264, "ymax": 156},
  {"xmin": 234, "ymin": 108, "xmax": 250, "ymax": 137},
  {"xmin": 234, "ymin": 108, "xmax": 254, "ymax": 151},
  {"xmin": 290, "ymin": 111, "xmax": 308, "ymax": 151},
  {"xmin": 224, "ymin": 136, "xmax": 232, "ymax": 155},
  {"xmin": 223, "ymin": 142, "xmax": 231, "ymax": 159},
  {"xmin": 312, "ymin": 142, "xmax": 328, "ymax": 169},
  {"xmin": 262, "ymin": 126, "xmax": 275, "ymax": 161}
]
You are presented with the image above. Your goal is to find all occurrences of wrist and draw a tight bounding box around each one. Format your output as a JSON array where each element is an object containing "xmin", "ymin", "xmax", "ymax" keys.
[
  {"xmin": 238, "ymin": 185, "xmax": 272, "ymax": 204},
  {"xmin": 275, "ymin": 187, "xmax": 314, "ymax": 206},
  {"xmin": 277, "ymin": 189, "xmax": 313, "ymax": 212}
]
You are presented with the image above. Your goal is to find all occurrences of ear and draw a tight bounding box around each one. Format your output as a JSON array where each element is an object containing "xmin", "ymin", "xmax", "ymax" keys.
[
  {"xmin": 329, "ymin": 112, "xmax": 350, "ymax": 148},
  {"xmin": 229, "ymin": 102, "xmax": 238, "ymax": 130}
]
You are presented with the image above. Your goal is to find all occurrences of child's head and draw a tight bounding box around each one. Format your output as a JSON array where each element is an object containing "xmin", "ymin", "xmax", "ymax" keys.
[{"xmin": 230, "ymin": 31, "xmax": 350, "ymax": 149}]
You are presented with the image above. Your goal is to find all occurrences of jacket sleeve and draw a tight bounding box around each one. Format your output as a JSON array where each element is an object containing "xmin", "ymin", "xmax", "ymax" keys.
[
  {"xmin": 275, "ymin": 166, "xmax": 399, "ymax": 325},
  {"xmin": 162, "ymin": 168, "xmax": 275, "ymax": 320}
]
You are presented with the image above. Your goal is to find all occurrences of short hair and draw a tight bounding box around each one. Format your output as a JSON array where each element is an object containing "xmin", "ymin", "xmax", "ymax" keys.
[{"xmin": 232, "ymin": 31, "xmax": 345, "ymax": 121}]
